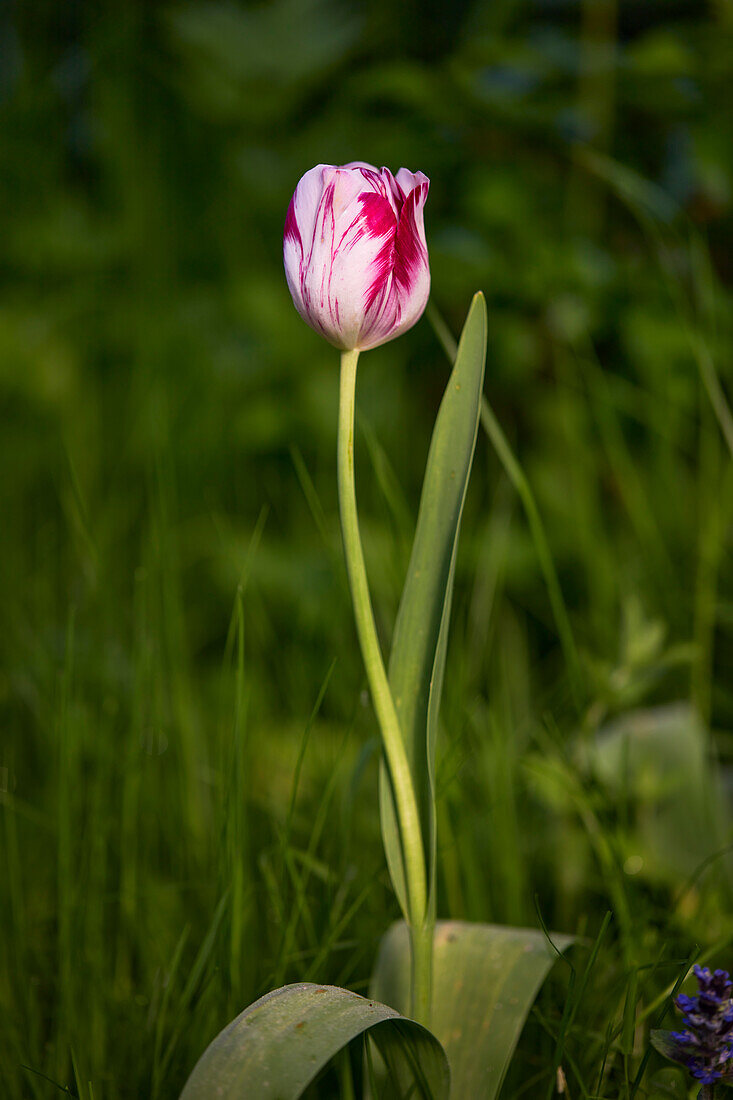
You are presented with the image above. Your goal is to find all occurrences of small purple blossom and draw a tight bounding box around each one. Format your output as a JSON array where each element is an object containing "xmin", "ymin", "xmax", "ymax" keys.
[{"xmin": 663, "ymin": 965, "xmax": 733, "ymax": 1086}]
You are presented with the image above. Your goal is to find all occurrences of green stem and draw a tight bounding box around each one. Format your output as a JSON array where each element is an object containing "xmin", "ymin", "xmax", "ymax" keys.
[
  {"xmin": 337, "ymin": 348, "xmax": 431, "ymax": 1023},
  {"xmin": 410, "ymin": 920, "xmax": 433, "ymax": 1027}
]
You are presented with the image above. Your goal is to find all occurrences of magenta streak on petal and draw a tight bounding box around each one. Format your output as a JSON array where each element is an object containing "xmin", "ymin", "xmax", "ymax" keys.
[
  {"xmin": 392, "ymin": 188, "xmax": 425, "ymax": 296},
  {"xmin": 358, "ymin": 190, "xmax": 405, "ymax": 314},
  {"xmin": 382, "ymin": 168, "xmax": 404, "ymax": 206},
  {"xmin": 357, "ymin": 183, "xmax": 428, "ymax": 347},
  {"xmin": 284, "ymin": 197, "xmax": 302, "ymax": 252},
  {"xmin": 359, "ymin": 192, "xmax": 397, "ymax": 237},
  {"xmin": 358, "ymin": 167, "xmax": 383, "ymax": 192},
  {"xmin": 340, "ymin": 192, "xmax": 396, "ymax": 316},
  {"xmin": 331, "ymin": 192, "xmax": 392, "ymax": 261},
  {"xmin": 284, "ymin": 195, "xmax": 308, "ymax": 323}
]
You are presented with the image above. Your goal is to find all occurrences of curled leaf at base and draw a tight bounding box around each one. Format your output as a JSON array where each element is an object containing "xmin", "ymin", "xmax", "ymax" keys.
[{"xmin": 179, "ymin": 982, "xmax": 449, "ymax": 1100}]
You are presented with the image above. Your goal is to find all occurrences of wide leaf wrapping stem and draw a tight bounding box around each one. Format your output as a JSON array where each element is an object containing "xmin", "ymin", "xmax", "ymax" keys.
[
  {"xmin": 371, "ymin": 921, "xmax": 574, "ymax": 1100},
  {"xmin": 381, "ymin": 292, "xmax": 488, "ymax": 925},
  {"xmin": 337, "ymin": 350, "xmax": 429, "ymax": 952}
]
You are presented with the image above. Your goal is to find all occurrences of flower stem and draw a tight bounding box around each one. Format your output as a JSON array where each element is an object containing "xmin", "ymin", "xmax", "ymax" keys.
[
  {"xmin": 337, "ymin": 348, "xmax": 431, "ymax": 1024},
  {"xmin": 699, "ymin": 1086, "xmax": 715, "ymax": 1100},
  {"xmin": 410, "ymin": 919, "xmax": 433, "ymax": 1027}
]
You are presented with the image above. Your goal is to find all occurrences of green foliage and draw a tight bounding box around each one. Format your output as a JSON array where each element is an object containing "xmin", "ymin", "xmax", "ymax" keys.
[
  {"xmin": 179, "ymin": 983, "xmax": 449, "ymax": 1100},
  {"xmin": 371, "ymin": 921, "xmax": 573, "ymax": 1099},
  {"xmin": 381, "ymin": 292, "xmax": 486, "ymax": 917},
  {"xmin": 1, "ymin": 0, "xmax": 733, "ymax": 1097},
  {"xmin": 590, "ymin": 704, "xmax": 731, "ymax": 886}
]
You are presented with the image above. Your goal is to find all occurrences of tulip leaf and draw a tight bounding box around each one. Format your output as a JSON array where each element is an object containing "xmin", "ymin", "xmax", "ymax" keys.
[
  {"xmin": 178, "ymin": 982, "xmax": 450, "ymax": 1100},
  {"xmin": 380, "ymin": 292, "xmax": 487, "ymax": 915},
  {"xmin": 371, "ymin": 920, "xmax": 573, "ymax": 1100}
]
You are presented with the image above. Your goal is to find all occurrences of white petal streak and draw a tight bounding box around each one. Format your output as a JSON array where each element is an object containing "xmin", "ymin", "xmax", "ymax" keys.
[{"xmin": 291, "ymin": 164, "xmax": 330, "ymax": 253}]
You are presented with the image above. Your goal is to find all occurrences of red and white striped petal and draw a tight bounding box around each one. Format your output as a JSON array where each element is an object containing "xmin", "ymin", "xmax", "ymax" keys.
[{"xmin": 283, "ymin": 162, "xmax": 430, "ymax": 352}]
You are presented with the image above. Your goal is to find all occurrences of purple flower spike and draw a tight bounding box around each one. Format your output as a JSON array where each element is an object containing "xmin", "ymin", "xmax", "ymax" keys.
[
  {"xmin": 283, "ymin": 162, "xmax": 430, "ymax": 352},
  {"xmin": 668, "ymin": 965, "xmax": 733, "ymax": 1086}
]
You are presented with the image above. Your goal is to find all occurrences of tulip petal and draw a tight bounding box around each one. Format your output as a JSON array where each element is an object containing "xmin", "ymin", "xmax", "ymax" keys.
[
  {"xmin": 358, "ymin": 177, "xmax": 430, "ymax": 351},
  {"xmin": 393, "ymin": 182, "xmax": 429, "ymax": 297},
  {"xmin": 395, "ymin": 167, "xmax": 429, "ymax": 199},
  {"xmin": 345, "ymin": 162, "xmax": 396, "ymax": 208},
  {"xmin": 299, "ymin": 173, "xmax": 343, "ymax": 342},
  {"xmin": 324, "ymin": 188, "xmax": 399, "ymax": 349},
  {"xmin": 286, "ymin": 164, "xmax": 328, "ymax": 256},
  {"xmin": 284, "ymin": 164, "xmax": 332, "ymax": 328}
]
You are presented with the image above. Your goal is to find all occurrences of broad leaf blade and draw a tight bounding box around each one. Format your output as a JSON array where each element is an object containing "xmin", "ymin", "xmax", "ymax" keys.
[
  {"xmin": 179, "ymin": 982, "xmax": 449, "ymax": 1100},
  {"xmin": 371, "ymin": 920, "xmax": 573, "ymax": 1099},
  {"xmin": 381, "ymin": 292, "xmax": 487, "ymax": 914}
]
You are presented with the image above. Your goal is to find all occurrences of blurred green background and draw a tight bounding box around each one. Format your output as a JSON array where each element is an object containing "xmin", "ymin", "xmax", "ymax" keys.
[{"xmin": 2, "ymin": 1, "xmax": 732, "ymax": 1097}]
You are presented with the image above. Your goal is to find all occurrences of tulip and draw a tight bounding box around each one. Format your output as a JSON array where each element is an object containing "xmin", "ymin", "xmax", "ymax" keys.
[
  {"xmin": 284, "ymin": 162, "xmax": 433, "ymax": 1026},
  {"xmin": 283, "ymin": 162, "xmax": 430, "ymax": 352}
]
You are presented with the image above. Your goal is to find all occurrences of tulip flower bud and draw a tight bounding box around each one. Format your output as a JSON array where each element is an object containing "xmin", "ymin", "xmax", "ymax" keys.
[{"xmin": 283, "ymin": 162, "xmax": 430, "ymax": 352}]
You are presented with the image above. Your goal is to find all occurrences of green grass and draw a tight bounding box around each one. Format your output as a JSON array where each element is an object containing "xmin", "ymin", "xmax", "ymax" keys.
[{"xmin": 2, "ymin": 1, "xmax": 733, "ymax": 1097}]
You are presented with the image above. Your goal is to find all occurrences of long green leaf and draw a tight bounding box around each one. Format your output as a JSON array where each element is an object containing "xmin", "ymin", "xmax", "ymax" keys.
[
  {"xmin": 380, "ymin": 292, "xmax": 487, "ymax": 915},
  {"xmin": 371, "ymin": 920, "xmax": 573, "ymax": 1100},
  {"xmin": 178, "ymin": 982, "xmax": 450, "ymax": 1100},
  {"xmin": 428, "ymin": 301, "xmax": 584, "ymax": 713}
]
